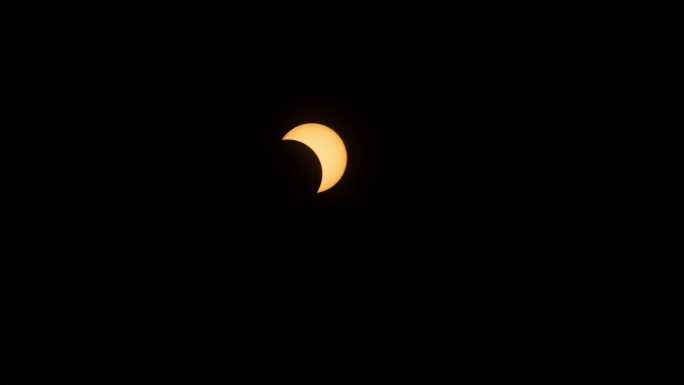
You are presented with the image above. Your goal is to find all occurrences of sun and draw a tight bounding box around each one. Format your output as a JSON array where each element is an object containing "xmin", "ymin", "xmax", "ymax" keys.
[{"xmin": 282, "ymin": 123, "xmax": 347, "ymax": 193}]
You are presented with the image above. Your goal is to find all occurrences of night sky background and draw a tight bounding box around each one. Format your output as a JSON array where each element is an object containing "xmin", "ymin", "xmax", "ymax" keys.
[
  {"xmin": 81, "ymin": 35, "xmax": 525, "ymax": 282},
  {"xmin": 38, "ymin": 14, "xmax": 563, "ymax": 354}
]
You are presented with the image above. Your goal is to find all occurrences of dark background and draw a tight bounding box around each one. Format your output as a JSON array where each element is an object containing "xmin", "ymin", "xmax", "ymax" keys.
[
  {"xmin": 42, "ymin": 9, "xmax": 556, "ymax": 256},
  {"xmin": 62, "ymin": 29, "xmax": 539, "ymax": 290},
  {"xmin": 29, "ymin": 14, "xmax": 566, "ymax": 354}
]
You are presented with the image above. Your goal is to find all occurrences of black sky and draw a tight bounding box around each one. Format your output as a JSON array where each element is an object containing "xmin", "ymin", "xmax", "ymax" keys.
[
  {"xmin": 11, "ymin": 7, "xmax": 588, "ymax": 362},
  {"xmin": 85, "ymin": 34, "xmax": 535, "ymax": 259},
  {"xmin": 66, "ymin": 12, "xmax": 555, "ymax": 315}
]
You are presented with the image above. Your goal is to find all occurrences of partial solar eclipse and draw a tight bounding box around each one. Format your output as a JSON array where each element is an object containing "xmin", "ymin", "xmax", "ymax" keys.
[{"xmin": 282, "ymin": 123, "xmax": 347, "ymax": 193}]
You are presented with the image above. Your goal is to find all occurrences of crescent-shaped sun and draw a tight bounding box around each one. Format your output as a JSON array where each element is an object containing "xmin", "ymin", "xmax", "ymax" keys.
[{"xmin": 282, "ymin": 123, "xmax": 347, "ymax": 193}]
